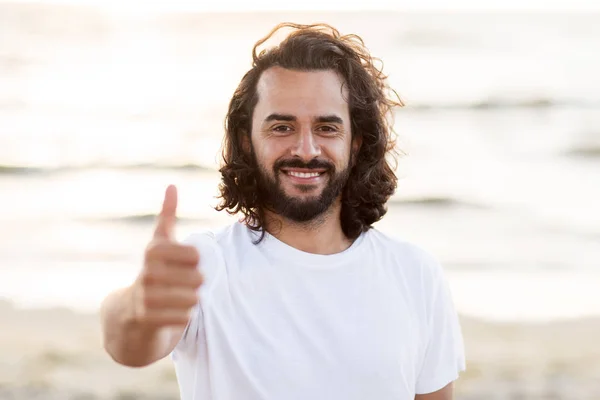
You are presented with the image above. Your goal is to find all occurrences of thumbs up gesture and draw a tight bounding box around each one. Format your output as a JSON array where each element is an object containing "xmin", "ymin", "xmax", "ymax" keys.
[{"xmin": 132, "ymin": 185, "xmax": 203, "ymax": 328}]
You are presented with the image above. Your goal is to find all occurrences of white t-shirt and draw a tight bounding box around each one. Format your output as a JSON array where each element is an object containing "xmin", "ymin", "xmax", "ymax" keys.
[{"xmin": 171, "ymin": 222, "xmax": 466, "ymax": 400}]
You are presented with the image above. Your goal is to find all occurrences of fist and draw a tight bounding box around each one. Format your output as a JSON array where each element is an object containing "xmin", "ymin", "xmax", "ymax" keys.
[{"xmin": 132, "ymin": 184, "xmax": 203, "ymax": 328}]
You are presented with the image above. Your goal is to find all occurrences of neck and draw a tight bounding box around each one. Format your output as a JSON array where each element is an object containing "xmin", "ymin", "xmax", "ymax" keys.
[{"xmin": 263, "ymin": 203, "xmax": 353, "ymax": 255}]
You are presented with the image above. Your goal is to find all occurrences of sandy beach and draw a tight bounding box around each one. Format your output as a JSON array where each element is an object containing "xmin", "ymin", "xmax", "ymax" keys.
[{"xmin": 0, "ymin": 298, "xmax": 598, "ymax": 400}]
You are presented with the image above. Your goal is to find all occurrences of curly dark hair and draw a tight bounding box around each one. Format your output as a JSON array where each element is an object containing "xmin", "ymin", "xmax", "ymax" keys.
[{"xmin": 215, "ymin": 22, "xmax": 403, "ymax": 242}]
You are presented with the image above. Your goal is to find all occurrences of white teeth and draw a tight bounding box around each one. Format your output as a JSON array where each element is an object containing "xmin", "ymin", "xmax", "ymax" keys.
[{"xmin": 287, "ymin": 171, "xmax": 321, "ymax": 178}]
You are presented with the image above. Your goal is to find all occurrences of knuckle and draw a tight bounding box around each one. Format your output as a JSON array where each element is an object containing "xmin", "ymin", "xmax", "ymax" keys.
[
  {"xmin": 190, "ymin": 272, "xmax": 204, "ymax": 287},
  {"xmin": 189, "ymin": 292, "xmax": 200, "ymax": 306},
  {"xmin": 178, "ymin": 291, "xmax": 197, "ymax": 308},
  {"xmin": 146, "ymin": 240, "xmax": 168, "ymax": 259},
  {"xmin": 180, "ymin": 244, "xmax": 199, "ymax": 262},
  {"xmin": 143, "ymin": 315, "xmax": 161, "ymax": 326},
  {"xmin": 189, "ymin": 247, "xmax": 200, "ymax": 263}
]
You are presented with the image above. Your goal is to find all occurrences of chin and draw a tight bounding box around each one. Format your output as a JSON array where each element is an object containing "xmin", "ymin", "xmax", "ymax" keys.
[{"xmin": 284, "ymin": 185, "xmax": 323, "ymax": 197}]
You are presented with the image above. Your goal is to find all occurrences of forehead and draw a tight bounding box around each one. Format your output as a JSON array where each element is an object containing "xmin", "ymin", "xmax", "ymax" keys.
[{"xmin": 254, "ymin": 67, "xmax": 349, "ymax": 119}]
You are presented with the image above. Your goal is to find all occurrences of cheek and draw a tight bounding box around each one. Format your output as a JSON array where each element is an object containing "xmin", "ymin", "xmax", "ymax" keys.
[
  {"xmin": 252, "ymin": 142, "xmax": 277, "ymax": 173},
  {"xmin": 329, "ymin": 141, "xmax": 353, "ymax": 168},
  {"xmin": 255, "ymin": 139, "xmax": 290, "ymax": 165}
]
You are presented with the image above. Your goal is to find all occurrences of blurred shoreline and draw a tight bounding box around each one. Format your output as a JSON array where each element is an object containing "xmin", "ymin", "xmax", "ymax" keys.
[{"xmin": 1, "ymin": 299, "xmax": 599, "ymax": 399}]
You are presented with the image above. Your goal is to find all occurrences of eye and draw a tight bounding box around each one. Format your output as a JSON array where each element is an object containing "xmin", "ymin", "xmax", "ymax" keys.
[
  {"xmin": 318, "ymin": 125, "xmax": 339, "ymax": 133},
  {"xmin": 272, "ymin": 125, "xmax": 293, "ymax": 133}
]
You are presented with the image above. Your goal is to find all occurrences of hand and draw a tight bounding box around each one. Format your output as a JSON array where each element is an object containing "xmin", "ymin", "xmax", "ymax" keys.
[{"xmin": 132, "ymin": 184, "xmax": 203, "ymax": 328}]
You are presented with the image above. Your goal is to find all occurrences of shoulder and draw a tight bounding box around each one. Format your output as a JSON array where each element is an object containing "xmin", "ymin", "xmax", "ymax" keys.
[
  {"xmin": 364, "ymin": 228, "xmax": 447, "ymax": 289},
  {"xmin": 366, "ymin": 229, "xmax": 443, "ymax": 271}
]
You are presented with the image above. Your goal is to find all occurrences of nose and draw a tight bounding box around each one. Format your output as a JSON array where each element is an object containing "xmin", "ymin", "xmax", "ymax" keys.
[{"xmin": 290, "ymin": 128, "xmax": 321, "ymax": 161}]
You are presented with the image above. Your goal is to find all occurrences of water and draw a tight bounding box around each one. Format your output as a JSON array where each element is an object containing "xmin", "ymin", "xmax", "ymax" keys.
[{"xmin": 1, "ymin": 6, "xmax": 599, "ymax": 322}]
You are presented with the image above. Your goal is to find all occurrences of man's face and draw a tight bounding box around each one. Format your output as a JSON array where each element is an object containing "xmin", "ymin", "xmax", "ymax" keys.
[{"xmin": 250, "ymin": 67, "xmax": 356, "ymax": 223}]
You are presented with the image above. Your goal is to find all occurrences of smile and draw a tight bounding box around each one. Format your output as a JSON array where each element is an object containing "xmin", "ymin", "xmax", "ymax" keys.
[
  {"xmin": 280, "ymin": 168, "xmax": 327, "ymax": 183},
  {"xmin": 286, "ymin": 171, "xmax": 322, "ymax": 178}
]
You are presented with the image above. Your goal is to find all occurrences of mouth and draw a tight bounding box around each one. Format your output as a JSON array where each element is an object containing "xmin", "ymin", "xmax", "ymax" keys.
[{"xmin": 280, "ymin": 168, "xmax": 328, "ymax": 183}]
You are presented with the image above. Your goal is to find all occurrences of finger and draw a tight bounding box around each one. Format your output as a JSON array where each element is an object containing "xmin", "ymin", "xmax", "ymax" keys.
[
  {"xmin": 146, "ymin": 242, "xmax": 200, "ymax": 266},
  {"xmin": 153, "ymin": 184, "xmax": 178, "ymax": 240},
  {"xmin": 142, "ymin": 267, "xmax": 204, "ymax": 288},
  {"xmin": 143, "ymin": 287, "xmax": 199, "ymax": 309},
  {"xmin": 139, "ymin": 309, "xmax": 192, "ymax": 327}
]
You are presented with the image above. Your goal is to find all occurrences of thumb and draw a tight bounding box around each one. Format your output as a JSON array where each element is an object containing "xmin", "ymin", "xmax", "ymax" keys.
[{"xmin": 153, "ymin": 184, "xmax": 178, "ymax": 240}]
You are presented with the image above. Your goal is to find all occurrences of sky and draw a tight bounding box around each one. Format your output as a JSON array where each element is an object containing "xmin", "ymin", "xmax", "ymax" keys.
[{"xmin": 4, "ymin": 0, "xmax": 600, "ymax": 12}]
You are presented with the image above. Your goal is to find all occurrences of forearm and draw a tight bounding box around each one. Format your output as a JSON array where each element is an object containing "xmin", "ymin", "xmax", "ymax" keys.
[{"xmin": 100, "ymin": 286, "xmax": 174, "ymax": 367}]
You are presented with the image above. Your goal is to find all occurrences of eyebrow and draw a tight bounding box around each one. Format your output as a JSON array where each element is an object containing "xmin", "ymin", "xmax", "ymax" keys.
[{"xmin": 263, "ymin": 113, "xmax": 344, "ymax": 125}]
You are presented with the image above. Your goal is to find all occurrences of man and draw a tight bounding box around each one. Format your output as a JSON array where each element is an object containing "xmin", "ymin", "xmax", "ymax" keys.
[{"xmin": 100, "ymin": 23, "xmax": 466, "ymax": 400}]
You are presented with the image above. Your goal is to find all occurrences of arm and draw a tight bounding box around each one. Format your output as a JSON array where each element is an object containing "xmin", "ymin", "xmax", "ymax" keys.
[
  {"xmin": 100, "ymin": 286, "xmax": 186, "ymax": 367},
  {"xmin": 100, "ymin": 185, "xmax": 202, "ymax": 367},
  {"xmin": 415, "ymin": 382, "xmax": 454, "ymax": 400}
]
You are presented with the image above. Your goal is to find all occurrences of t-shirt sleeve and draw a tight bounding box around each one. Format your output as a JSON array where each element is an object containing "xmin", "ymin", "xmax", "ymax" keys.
[{"xmin": 415, "ymin": 258, "xmax": 466, "ymax": 395}]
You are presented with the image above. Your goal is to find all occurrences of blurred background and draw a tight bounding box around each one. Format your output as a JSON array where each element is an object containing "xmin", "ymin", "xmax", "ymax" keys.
[{"xmin": 1, "ymin": 0, "xmax": 599, "ymax": 399}]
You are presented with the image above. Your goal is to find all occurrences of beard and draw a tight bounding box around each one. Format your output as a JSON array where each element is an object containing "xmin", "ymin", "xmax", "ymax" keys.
[{"xmin": 254, "ymin": 156, "xmax": 351, "ymax": 223}]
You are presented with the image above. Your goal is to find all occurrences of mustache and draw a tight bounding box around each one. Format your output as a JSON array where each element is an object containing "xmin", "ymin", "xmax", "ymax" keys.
[{"xmin": 274, "ymin": 158, "xmax": 334, "ymax": 171}]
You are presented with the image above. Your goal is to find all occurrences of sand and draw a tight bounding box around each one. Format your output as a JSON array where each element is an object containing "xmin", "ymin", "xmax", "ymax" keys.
[{"xmin": 0, "ymin": 299, "xmax": 599, "ymax": 400}]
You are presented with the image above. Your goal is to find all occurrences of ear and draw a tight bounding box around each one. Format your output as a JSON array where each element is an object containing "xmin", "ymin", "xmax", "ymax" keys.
[
  {"xmin": 351, "ymin": 134, "xmax": 362, "ymax": 166},
  {"xmin": 241, "ymin": 131, "xmax": 252, "ymax": 154}
]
